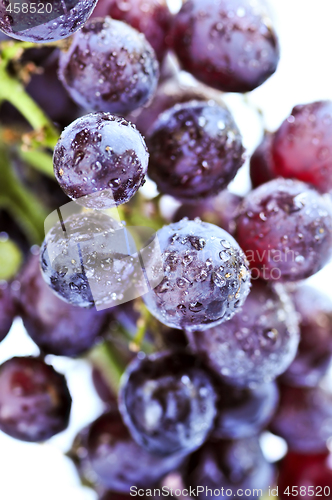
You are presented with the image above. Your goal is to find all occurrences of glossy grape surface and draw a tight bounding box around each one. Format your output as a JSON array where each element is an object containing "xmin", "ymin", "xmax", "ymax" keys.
[
  {"xmin": 18, "ymin": 254, "xmax": 111, "ymax": 356},
  {"xmin": 92, "ymin": 0, "xmax": 172, "ymax": 62},
  {"xmin": 143, "ymin": 219, "xmax": 251, "ymax": 331},
  {"xmin": 58, "ymin": 17, "xmax": 159, "ymax": 115},
  {"xmin": 147, "ymin": 101, "xmax": 245, "ymax": 201},
  {"xmin": 190, "ymin": 281, "xmax": 299, "ymax": 387},
  {"xmin": 185, "ymin": 437, "xmax": 275, "ymax": 500},
  {"xmin": 53, "ymin": 112, "xmax": 149, "ymax": 209},
  {"xmin": 0, "ymin": 0, "xmax": 98, "ymax": 43},
  {"xmin": 272, "ymin": 101, "xmax": 332, "ymax": 193},
  {"xmin": 40, "ymin": 212, "xmax": 141, "ymax": 309},
  {"xmin": 250, "ymin": 132, "xmax": 276, "ymax": 188},
  {"xmin": 171, "ymin": 0, "xmax": 279, "ymax": 93},
  {"xmin": 0, "ymin": 285, "xmax": 15, "ymax": 343},
  {"xmin": 212, "ymin": 379, "xmax": 279, "ymax": 439},
  {"xmin": 0, "ymin": 356, "xmax": 71, "ymax": 442},
  {"xmin": 236, "ymin": 178, "xmax": 332, "ymax": 281},
  {"xmin": 270, "ymin": 383, "xmax": 332, "ymax": 453},
  {"xmin": 174, "ymin": 190, "xmax": 242, "ymax": 236},
  {"xmin": 72, "ymin": 410, "xmax": 184, "ymax": 492},
  {"xmin": 282, "ymin": 285, "xmax": 332, "ymax": 387},
  {"xmin": 119, "ymin": 351, "xmax": 217, "ymax": 457}
]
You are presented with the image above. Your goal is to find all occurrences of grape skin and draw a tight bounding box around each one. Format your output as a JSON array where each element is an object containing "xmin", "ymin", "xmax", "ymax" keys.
[
  {"xmin": 147, "ymin": 100, "xmax": 245, "ymax": 202},
  {"xmin": 142, "ymin": 219, "xmax": 251, "ymax": 332},
  {"xmin": 236, "ymin": 178, "xmax": 332, "ymax": 281},
  {"xmin": 171, "ymin": 0, "xmax": 280, "ymax": 93},
  {"xmin": 0, "ymin": 0, "xmax": 98, "ymax": 43},
  {"xmin": 58, "ymin": 17, "xmax": 159, "ymax": 115},
  {"xmin": 119, "ymin": 351, "xmax": 217, "ymax": 457},
  {"xmin": 185, "ymin": 437, "xmax": 275, "ymax": 499},
  {"xmin": 18, "ymin": 254, "xmax": 111, "ymax": 357},
  {"xmin": 0, "ymin": 285, "xmax": 16, "ymax": 343},
  {"xmin": 53, "ymin": 113, "xmax": 149, "ymax": 210},
  {"xmin": 40, "ymin": 212, "xmax": 141, "ymax": 309},
  {"xmin": 0, "ymin": 356, "xmax": 71, "ymax": 442},
  {"xmin": 92, "ymin": 0, "xmax": 172, "ymax": 62},
  {"xmin": 70, "ymin": 410, "xmax": 185, "ymax": 492},
  {"xmin": 190, "ymin": 281, "xmax": 300, "ymax": 387}
]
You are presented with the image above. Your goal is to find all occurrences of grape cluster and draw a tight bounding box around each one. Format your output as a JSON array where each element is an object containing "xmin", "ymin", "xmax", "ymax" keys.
[{"xmin": 3, "ymin": 0, "xmax": 332, "ymax": 497}]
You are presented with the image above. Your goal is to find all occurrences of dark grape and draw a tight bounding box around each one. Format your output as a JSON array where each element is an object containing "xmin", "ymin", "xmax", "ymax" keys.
[
  {"xmin": 190, "ymin": 281, "xmax": 299, "ymax": 387},
  {"xmin": 40, "ymin": 211, "xmax": 145, "ymax": 308},
  {"xmin": 130, "ymin": 75, "xmax": 226, "ymax": 137},
  {"xmin": 58, "ymin": 17, "xmax": 159, "ymax": 115},
  {"xmin": 71, "ymin": 410, "xmax": 185, "ymax": 492},
  {"xmin": 270, "ymin": 383, "xmax": 332, "ymax": 454},
  {"xmin": 0, "ymin": 0, "xmax": 98, "ymax": 43},
  {"xmin": 282, "ymin": 285, "xmax": 332, "ymax": 387},
  {"xmin": 119, "ymin": 351, "xmax": 217, "ymax": 457},
  {"xmin": 250, "ymin": 132, "xmax": 276, "ymax": 188},
  {"xmin": 0, "ymin": 284, "xmax": 16, "ymax": 343},
  {"xmin": 147, "ymin": 100, "xmax": 245, "ymax": 201},
  {"xmin": 173, "ymin": 190, "xmax": 242, "ymax": 236},
  {"xmin": 53, "ymin": 112, "xmax": 149, "ymax": 210},
  {"xmin": 92, "ymin": 0, "xmax": 172, "ymax": 62},
  {"xmin": 171, "ymin": 0, "xmax": 279, "ymax": 93},
  {"xmin": 142, "ymin": 219, "xmax": 251, "ymax": 331},
  {"xmin": 212, "ymin": 379, "xmax": 279, "ymax": 440},
  {"xmin": 0, "ymin": 356, "xmax": 71, "ymax": 442},
  {"xmin": 236, "ymin": 178, "xmax": 332, "ymax": 281},
  {"xmin": 18, "ymin": 254, "xmax": 111, "ymax": 356},
  {"xmin": 272, "ymin": 101, "xmax": 332, "ymax": 193},
  {"xmin": 25, "ymin": 50, "xmax": 82, "ymax": 129},
  {"xmin": 278, "ymin": 451, "xmax": 332, "ymax": 500},
  {"xmin": 185, "ymin": 437, "xmax": 275, "ymax": 500}
]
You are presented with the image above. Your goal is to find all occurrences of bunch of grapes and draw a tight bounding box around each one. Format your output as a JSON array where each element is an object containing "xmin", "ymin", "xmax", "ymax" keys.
[{"xmin": 1, "ymin": 0, "xmax": 332, "ymax": 498}]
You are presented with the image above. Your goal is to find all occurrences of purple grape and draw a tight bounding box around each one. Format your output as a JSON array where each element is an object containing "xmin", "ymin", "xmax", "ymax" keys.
[
  {"xmin": 92, "ymin": 0, "xmax": 172, "ymax": 62},
  {"xmin": 212, "ymin": 379, "xmax": 279, "ymax": 440},
  {"xmin": 282, "ymin": 285, "xmax": 332, "ymax": 387},
  {"xmin": 250, "ymin": 132, "xmax": 276, "ymax": 188},
  {"xmin": 0, "ymin": 284, "xmax": 15, "ymax": 343},
  {"xmin": 53, "ymin": 113, "xmax": 149, "ymax": 210},
  {"xmin": 119, "ymin": 351, "xmax": 217, "ymax": 457},
  {"xmin": 147, "ymin": 101, "xmax": 245, "ymax": 201},
  {"xmin": 58, "ymin": 17, "xmax": 159, "ymax": 115},
  {"xmin": 272, "ymin": 101, "xmax": 332, "ymax": 194},
  {"xmin": 173, "ymin": 190, "xmax": 242, "ymax": 236},
  {"xmin": 18, "ymin": 254, "xmax": 111, "ymax": 356},
  {"xmin": 171, "ymin": 0, "xmax": 279, "ymax": 93},
  {"xmin": 185, "ymin": 437, "xmax": 275, "ymax": 499},
  {"xmin": 71, "ymin": 410, "xmax": 185, "ymax": 492},
  {"xmin": 130, "ymin": 75, "xmax": 226, "ymax": 137},
  {"xmin": 0, "ymin": 0, "xmax": 98, "ymax": 43},
  {"xmin": 0, "ymin": 356, "xmax": 71, "ymax": 442},
  {"xmin": 142, "ymin": 219, "xmax": 251, "ymax": 331},
  {"xmin": 40, "ymin": 211, "xmax": 143, "ymax": 308},
  {"xmin": 236, "ymin": 178, "xmax": 332, "ymax": 281},
  {"xmin": 189, "ymin": 281, "xmax": 299, "ymax": 387},
  {"xmin": 270, "ymin": 383, "xmax": 332, "ymax": 454}
]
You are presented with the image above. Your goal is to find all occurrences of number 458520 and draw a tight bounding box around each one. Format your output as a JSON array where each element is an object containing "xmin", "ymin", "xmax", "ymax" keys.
[
  {"xmin": 6, "ymin": 3, "xmax": 53, "ymax": 14},
  {"xmin": 284, "ymin": 486, "xmax": 331, "ymax": 496}
]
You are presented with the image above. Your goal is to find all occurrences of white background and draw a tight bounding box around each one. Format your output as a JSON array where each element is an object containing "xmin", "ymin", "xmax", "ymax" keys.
[{"xmin": 1, "ymin": 0, "xmax": 332, "ymax": 498}]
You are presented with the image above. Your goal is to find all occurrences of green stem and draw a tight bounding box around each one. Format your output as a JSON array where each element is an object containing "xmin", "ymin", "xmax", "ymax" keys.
[
  {"xmin": 19, "ymin": 149, "xmax": 54, "ymax": 178},
  {"xmin": 88, "ymin": 341, "xmax": 126, "ymax": 394},
  {"xmin": 0, "ymin": 147, "xmax": 47, "ymax": 243}
]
